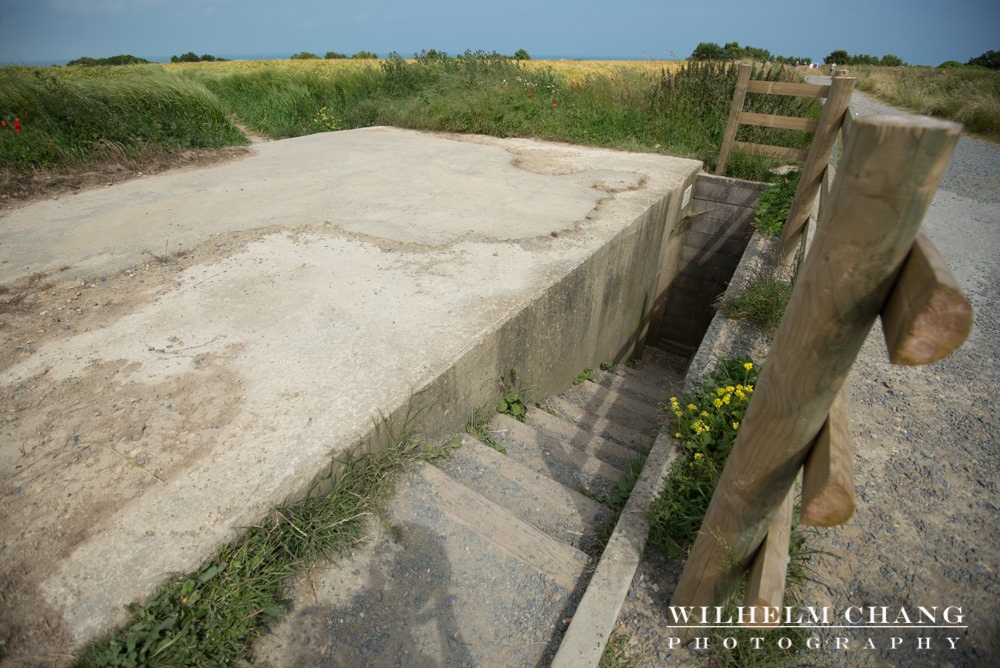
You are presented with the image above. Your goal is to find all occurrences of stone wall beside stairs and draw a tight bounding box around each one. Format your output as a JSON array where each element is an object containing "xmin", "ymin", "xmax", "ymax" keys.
[{"xmin": 656, "ymin": 174, "xmax": 769, "ymax": 359}]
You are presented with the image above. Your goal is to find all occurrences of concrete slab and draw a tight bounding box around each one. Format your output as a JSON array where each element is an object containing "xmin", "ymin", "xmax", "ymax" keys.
[{"xmin": 0, "ymin": 126, "xmax": 700, "ymax": 660}]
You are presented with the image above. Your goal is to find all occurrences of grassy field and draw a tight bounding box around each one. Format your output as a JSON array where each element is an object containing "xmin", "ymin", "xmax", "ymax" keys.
[
  {"xmin": 850, "ymin": 65, "xmax": 1000, "ymax": 142},
  {"xmin": 5, "ymin": 56, "xmax": 992, "ymax": 187},
  {"xmin": 1, "ymin": 56, "xmax": 815, "ymax": 182}
]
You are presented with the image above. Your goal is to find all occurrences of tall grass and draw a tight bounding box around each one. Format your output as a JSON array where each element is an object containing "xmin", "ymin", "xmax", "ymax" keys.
[
  {"xmin": 852, "ymin": 65, "xmax": 1000, "ymax": 142},
  {"xmin": 1, "ymin": 56, "xmax": 819, "ymax": 179},
  {"xmin": 0, "ymin": 66, "xmax": 245, "ymax": 170}
]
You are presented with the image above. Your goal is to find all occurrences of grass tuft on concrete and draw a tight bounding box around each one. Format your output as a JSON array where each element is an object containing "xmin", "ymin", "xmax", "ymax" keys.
[{"xmin": 74, "ymin": 403, "xmax": 445, "ymax": 667}]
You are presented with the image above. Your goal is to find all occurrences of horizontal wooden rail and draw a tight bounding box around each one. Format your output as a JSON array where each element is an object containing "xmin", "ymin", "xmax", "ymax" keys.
[
  {"xmin": 740, "ymin": 112, "xmax": 820, "ymax": 132},
  {"xmin": 778, "ymin": 74, "xmax": 855, "ymax": 264},
  {"xmin": 747, "ymin": 80, "xmax": 830, "ymax": 98},
  {"xmin": 733, "ymin": 141, "xmax": 809, "ymax": 162},
  {"xmin": 881, "ymin": 230, "xmax": 975, "ymax": 365}
]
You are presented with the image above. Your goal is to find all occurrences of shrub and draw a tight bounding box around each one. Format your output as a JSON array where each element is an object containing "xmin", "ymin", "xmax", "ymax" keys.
[{"xmin": 290, "ymin": 52, "xmax": 320, "ymax": 60}]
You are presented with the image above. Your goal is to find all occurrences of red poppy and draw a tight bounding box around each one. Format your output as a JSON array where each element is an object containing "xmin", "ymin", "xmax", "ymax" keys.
[
  {"xmin": 552, "ymin": 100, "xmax": 558, "ymax": 107},
  {"xmin": 0, "ymin": 120, "xmax": 6, "ymax": 127}
]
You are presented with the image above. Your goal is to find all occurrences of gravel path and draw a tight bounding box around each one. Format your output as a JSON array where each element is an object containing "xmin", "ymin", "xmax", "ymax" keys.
[{"xmin": 615, "ymin": 85, "xmax": 999, "ymax": 667}]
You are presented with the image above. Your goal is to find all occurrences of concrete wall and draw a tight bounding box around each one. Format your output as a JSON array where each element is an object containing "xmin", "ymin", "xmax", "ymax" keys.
[
  {"xmin": 655, "ymin": 174, "xmax": 769, "ymax": 357},
  {"xmin": 404, "ymin": 170, "xmax": 700, "ymax": 444}
]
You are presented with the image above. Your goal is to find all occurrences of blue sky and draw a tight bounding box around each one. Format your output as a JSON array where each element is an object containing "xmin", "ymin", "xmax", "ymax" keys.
[{"xmin": 0, "ymin": 0, "xmax": 996, "ymax": 67}]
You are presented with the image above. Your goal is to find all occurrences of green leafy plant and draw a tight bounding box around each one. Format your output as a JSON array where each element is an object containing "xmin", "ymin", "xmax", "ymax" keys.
[
  {"xmin": 599, "ymin": 630, "xmax": 636, "ymax": 668},
  {"xmin": 496, "ymin": 367, "xmax": 529, "ymax": 420},
  {"xmin": 574, "ymin": 368, "xmax": 599, "ymax": 385}
]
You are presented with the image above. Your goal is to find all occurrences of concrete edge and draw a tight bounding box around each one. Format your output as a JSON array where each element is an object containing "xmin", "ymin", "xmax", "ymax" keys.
[{"xmin": 550, "ymin": 430, "xmax": 680, "ymax": 667}]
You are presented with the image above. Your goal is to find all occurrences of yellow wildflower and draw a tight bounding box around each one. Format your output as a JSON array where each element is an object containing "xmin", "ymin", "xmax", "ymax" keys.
[
  {"xmin": 744, "ymin": 362, "xmax": 753, "ymax": 371},
  {"xmin": 732, "ymin": 421, "xmax": 740, "ymax": 430}
]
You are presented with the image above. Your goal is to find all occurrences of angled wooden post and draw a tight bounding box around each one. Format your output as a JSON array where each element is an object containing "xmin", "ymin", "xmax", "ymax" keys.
[
  {"xmin": 670, "ymin": 114, "xmax": 961, "ymax": 610},
  {"xmin": 778, "ymin": 74, "xmax": 856, "ymax": 264},
  {"xmin": 715, "ymin": 64, "xmax": 752, "ymax": 176},
  {"xmin": 801, "ymin": 387, "xmax": 855, "ymax": 526}
]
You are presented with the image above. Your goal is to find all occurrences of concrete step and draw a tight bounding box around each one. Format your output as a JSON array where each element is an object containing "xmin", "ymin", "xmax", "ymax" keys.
[
  {"xmin": 523, "ymin": 405, "xmax": 647, "ymax": 468},
  {"xmin": 256, "ymin": 461, "xmax": 588, "ymax": 667},
  {"xmin": 436, "ymin": 434, "xmax": 611, "ymax": 553},
  {"xmin": 593, "ymin": 363, "xmax": 683, "ymax": 407},
  {"xmin": 490, "ymin": 413, "xmax": 624, "ymax": 501},
  {"xmin": 542, "ymin": 394, "xmax": 654, "ymax": 452},
  {"xmin": 560, "ymin": 380, "xmax": 666, "ymax": 434}
]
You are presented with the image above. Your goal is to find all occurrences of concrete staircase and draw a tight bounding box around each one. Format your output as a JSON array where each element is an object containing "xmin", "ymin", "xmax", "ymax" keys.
[{"xmin": 256, "ymin": 350, "xmax": 683, "ymax": 667}]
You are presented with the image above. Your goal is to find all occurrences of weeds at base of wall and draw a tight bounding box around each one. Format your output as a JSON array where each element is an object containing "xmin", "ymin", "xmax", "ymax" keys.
[
  {"xmin": 73, "ymin": 401, "xmax": 447, "ymax": 667},
  {"xmin": 635, "ymin": 358, "xmax": 825, "ymax": 667}
]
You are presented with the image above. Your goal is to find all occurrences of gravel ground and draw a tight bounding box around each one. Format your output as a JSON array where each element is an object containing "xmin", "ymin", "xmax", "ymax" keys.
[{"xmin": 614, "ymin": 85, "xmax": 999, "ymax": 667}]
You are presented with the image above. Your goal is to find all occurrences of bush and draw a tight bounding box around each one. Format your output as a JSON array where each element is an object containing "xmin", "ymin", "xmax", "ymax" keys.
[
  {"xmin": 290, "ymin": 52, "xmax": 319, "ymax": 60},
  {"xmin": 967, "ymin": 49, "xmax": 1000, "ymax": 70},
  {"xmin": 324, "ymin": 51, "xmax": 347, "ymax": 60},
  {"xmin": 68, "ymin": 55, "xmax": 150, "ymax": 67}
]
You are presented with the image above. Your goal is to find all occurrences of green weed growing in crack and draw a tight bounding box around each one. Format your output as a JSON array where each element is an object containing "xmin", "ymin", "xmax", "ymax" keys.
[
  {"xmin": 599, "ymin": 630, "xmax": 637, "ymax": 668},
  {"xmin": 74, "ymin": 398, "xmax": 447, "ymax": 668},
  {"xmin": 496, "ymin": 367, "xmax": 530, "ymax": 420},
  {"xmin": 596, "ymin": 453, "xmax": 647, "ymax": 547},
  {"xmin": 466, "ymin": 406, "xmax": 506, "ymax": 454}
]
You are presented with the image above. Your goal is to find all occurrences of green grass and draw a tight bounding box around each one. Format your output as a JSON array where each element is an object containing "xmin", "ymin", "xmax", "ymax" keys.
[
  {"xmin": 1, "ymin": 56, "xmax": 819, "ymax": 179},
  {"xmin": 74, "ymin": 405, "xmax": 447, "ymax": 667},
  {"xmin": 466, "ymin": 406, "xmax": 506, "ymax": 454},
  {"xmin": 751, "ymin": 169, "xmax": 801, "ymax": 237},
  {"xmin": 716, "ymin": 272, "xmax": 794, "ymax": 335},
  {"xmin": 852, "ymin": 65, "xmax": 1000, "ymax": 143},
  {"xmin": 0, "ymin": 66, "xmax": 246, "ymax": 170}
]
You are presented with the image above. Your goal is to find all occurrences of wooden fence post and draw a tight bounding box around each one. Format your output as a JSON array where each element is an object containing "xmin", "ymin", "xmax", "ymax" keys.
[
  {"xmin": 715, "ymin": 64, "xmax": 752, "ymax": 176},
  {"xmin": 778, "ymin": 74, "xmax": 855, "ymax": 264},
  {"xmin": 670, "ymin": 114, "xmax": 961, "ymax": 610}
]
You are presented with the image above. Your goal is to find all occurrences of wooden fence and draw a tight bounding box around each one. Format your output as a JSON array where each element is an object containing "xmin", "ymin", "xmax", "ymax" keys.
[{"xmin": 669, "ymin": 74, "xmax": 974, "ymax": 620}]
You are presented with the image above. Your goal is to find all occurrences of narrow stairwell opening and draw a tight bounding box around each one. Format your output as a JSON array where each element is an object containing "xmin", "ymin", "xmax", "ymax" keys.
[{"xmin": 653, "ymin": 174, "xmax": 769, "ymax": 365}]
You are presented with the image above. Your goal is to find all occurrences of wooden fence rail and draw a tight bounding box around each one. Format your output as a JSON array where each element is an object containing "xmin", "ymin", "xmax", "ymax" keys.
[{"xmin": 670, "ymin": 112, "xmax": 967, "ymax": 616}]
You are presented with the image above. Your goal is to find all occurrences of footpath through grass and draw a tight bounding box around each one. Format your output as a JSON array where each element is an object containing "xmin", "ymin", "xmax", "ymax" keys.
[{"xmin": 1, "ymin": 55, "xmax": 818, "ymax": 181}]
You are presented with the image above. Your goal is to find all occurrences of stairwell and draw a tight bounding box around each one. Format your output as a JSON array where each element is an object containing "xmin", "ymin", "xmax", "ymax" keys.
[
  {"xmin": 256, "ymin": 348, "xmax": 684, "ymax": 666},
  {"xmin": 252, "ymin": 175, "xmax": 770, "ymax": 666}
]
